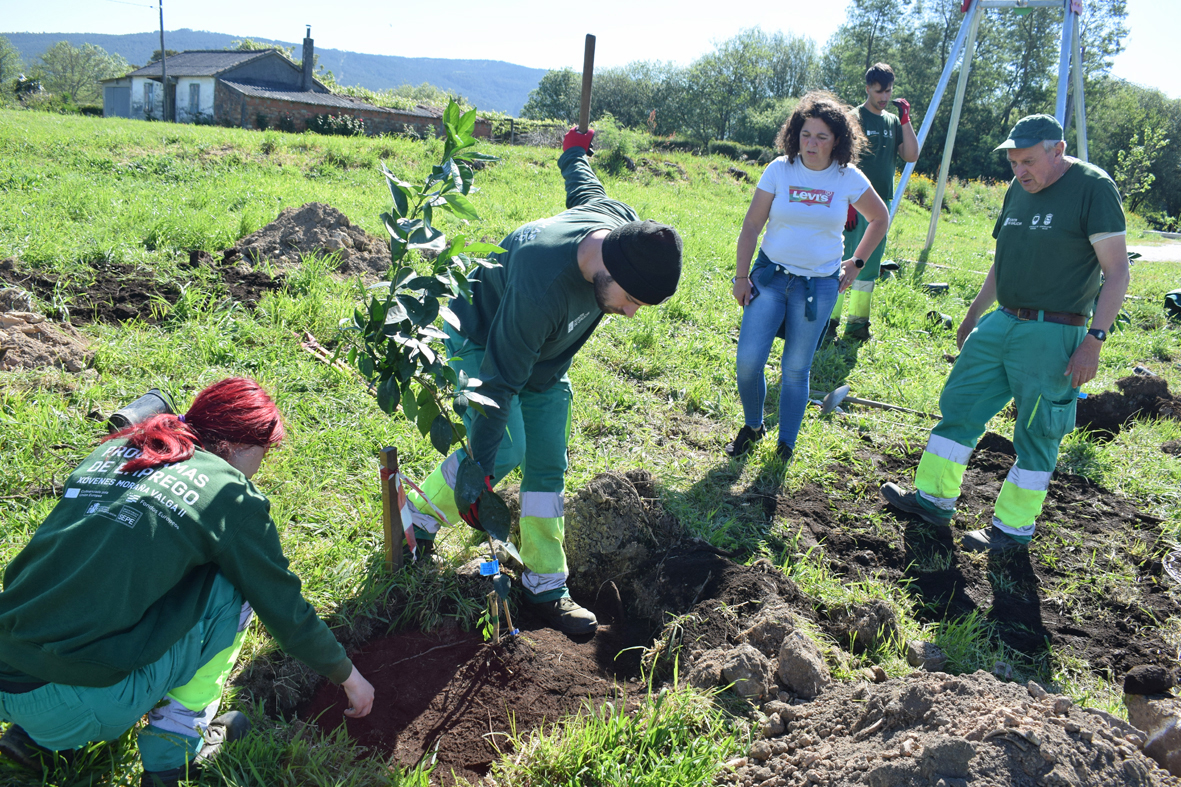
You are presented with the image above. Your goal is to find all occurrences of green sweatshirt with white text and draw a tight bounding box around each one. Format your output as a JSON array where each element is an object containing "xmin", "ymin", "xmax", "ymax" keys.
[
  {"xmin": 451, "ymin": 147, "xmax": 638, "ymax": 472},
  {"xmin": 0, "ymin": 440, "xmax": 352, "ymax": 688}
]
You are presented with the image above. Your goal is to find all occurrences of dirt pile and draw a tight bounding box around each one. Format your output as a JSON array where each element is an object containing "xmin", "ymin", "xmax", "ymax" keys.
[
  {"xmin": 0, "ymin": 281, "xmax": 92, "ymax": 373},
  {"xmin": 1076, "ymin": 374, "xmax": 1180, "ymax": 437},
  {"xmin": 226, "ymin": 202, "xmax": 392, "ymax": 281},
  {"xmin": 0, "ymin": 257, "xmax": 183, "ymax": 325},
  {"xmin": 723, "ymin": 670, "xmax": 1176, "ymax": 787}
]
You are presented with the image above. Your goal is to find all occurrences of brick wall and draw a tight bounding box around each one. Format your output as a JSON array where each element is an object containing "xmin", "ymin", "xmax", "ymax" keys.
[{"xmin": 214, "ymin": 82, "xmax": 491, "ymax": 138}]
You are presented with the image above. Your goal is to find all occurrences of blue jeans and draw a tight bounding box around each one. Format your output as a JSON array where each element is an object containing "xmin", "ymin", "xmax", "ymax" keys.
[{"xmin": 735, "ymin": 259, "xmax": 839, "ymax": 449}]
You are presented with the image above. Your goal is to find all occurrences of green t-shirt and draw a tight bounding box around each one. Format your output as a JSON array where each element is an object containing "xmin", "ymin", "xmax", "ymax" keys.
[
  {"xmin": 856, "ymin": 106, "xmax": 903, "ymax": 202},
  {"xmin": 991, "ymin": 160, "xmax": 1125, "ymax": 316},
  {"xmin": 0, "ymin": 441, "xmax": 352, "ymax": 688},
  {"xmin": 450, "ymin": 147, "xmax": 638, "ymax": 472}
]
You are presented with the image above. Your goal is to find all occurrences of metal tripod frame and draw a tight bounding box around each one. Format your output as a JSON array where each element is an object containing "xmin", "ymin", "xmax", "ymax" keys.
[{"xmin": 887, "ymin": 0, "xmax": 1089, "ymax": 253}]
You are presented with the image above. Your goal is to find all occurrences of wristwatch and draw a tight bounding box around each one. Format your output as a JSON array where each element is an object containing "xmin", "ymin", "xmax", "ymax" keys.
[
  {"xmin": 852, "ymin": 257, "xmax": 865, "ymax": 269},
  {"xmin": 1086, "ymin": 327, "xmax": 1107, "ymax": 342}
]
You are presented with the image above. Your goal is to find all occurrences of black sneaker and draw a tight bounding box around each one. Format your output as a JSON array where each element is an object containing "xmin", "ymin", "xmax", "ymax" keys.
[
  {"xmin": 819, "ymin": 318, "xmax": 840, "ymax": 347},
  {"xmin": 529, "ymin": 596, "xmax": 598, "ymax": 635},
  {"xmin": 962, "ymin": 527, "xmax": 1027, "ymax": 553},
  {"xmin": 776, "ymin": 442, "xmax": 793, "ymax": 463},
  {"xmin": 0, "ymin": 725, "xmax": 61, "ymax": 770},
  {"xmin": 725, "ymin": 424, "xmax": 766, "ymax": 457},
  {"xmin": 880, "ymin": 482, "xmax": 952, "ymax": 527}
]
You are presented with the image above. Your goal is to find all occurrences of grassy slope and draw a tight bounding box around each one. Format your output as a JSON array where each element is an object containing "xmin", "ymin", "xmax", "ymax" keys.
[{"xmin": 1, "ymin": 109, "xmax": 1180, "ymax": 785}]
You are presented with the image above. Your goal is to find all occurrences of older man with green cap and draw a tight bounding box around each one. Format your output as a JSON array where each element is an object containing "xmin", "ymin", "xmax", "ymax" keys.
[
  {"xmin": 879, "ymin": 114, "xmax": 1130, "ymax": 552},
  {"xmin": 405, "ymin": 127, "xmax": 683, "ymax": 634}
]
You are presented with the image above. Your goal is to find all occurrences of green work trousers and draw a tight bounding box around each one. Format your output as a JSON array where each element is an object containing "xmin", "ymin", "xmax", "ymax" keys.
[
  {"xmin": 829, "ymin": 213, "xmax": 887, "ymax": 330},
  {"xmin": 913, "ymin": 309, "xmax": 1084, "ymax": 538},
  {"xmin": 408, "ymin": 332, "xmax": 574, "ymax": 602},
  {"xmin": 0, "ymin": 572, "xmax": 251, "ymax": 772}
]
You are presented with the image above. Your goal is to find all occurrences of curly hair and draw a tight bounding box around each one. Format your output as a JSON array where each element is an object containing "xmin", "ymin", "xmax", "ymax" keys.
[{"xmin": 775, "ymin": 90, "xmax": 866, "ymax": 169}]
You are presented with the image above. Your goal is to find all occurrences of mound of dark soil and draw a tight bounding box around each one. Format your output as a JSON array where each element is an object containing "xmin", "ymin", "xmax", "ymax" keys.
[
  {"xmin": 724, "ymin": 670, "xmax": 1175, "ymax": 786},
  {"xmin": 1076, "ymin": 374, "xmax": 1180, "ymax": 437},
  {"xmin": 224, "ymin": 202, "xmax": 391, "ymax": 282},
  {"xmin": 1, "ymin": 257, "xmax": 183, "ymax": 325}
]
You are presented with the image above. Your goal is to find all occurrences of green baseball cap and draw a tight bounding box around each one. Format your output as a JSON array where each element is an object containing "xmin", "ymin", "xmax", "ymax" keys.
[{"xmin": 994, "ymin": 114, "xmax": 1064, "ymax": 151}]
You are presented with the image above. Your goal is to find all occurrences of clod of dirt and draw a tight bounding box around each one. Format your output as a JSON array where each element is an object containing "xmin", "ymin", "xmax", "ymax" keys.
[
  {"xmin": 1162, "ymin": 440, "xmax": 1181, "ymax": 456},
  {"xmin": 183, "ymin": 250, "xmax": 283, "ymax": 307},
  {"xmin": 1076, "ymin": 374, "xmax": 1181, "ymax": 437},
  {"xmin": 722, "ymin": 670, "xmax": 1176, "ymax": 787},
  {"xmin": 226, "ymin": 202, "xmax": 391, "ymax": 282},
  {"xmin": 0, "ymin": 295, "xmax": 91, "ymax": 373},
  {"xmin": 826, "ymin": 599, "xmax": 899, "ymax": 654},
  {"xmin": 563, "ymin": 471, "xmax": 659, "ymax": 603},
  {"xmin": 1127, "ymin": 665, "xmax": 1176, "ymax": 696}
]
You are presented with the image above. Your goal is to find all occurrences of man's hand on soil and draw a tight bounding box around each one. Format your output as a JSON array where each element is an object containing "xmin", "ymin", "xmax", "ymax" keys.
[
  {"xmin": 563, "ymin": 128, "xmax": 595, "ymax": 156},
  {"xmin": 1065, "ymin": 335, "xmax": 1102, "ymax": 387},
  {"xmin": 342, "ymin": 667, "xmax": 375, "ymax": 718}
]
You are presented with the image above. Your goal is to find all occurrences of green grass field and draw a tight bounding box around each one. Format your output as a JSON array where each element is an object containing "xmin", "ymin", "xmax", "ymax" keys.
[{"xmin": 1, "ymin": 109, "xmax": 1180, "ymax": 786}]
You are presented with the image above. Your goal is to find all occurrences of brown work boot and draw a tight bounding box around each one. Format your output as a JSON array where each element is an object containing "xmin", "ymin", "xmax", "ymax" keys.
[
  {"xmin": 529, "ymin": 596, "xmax": 598, "ymax": 635},
  {"xmin": 880, "ymin": 483, "xmax": 952, "ymax": 527}
]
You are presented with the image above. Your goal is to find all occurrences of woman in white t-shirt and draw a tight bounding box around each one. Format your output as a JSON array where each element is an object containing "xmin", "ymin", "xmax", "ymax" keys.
[{"xmin": 726, "ymin": 91, "xmax": 889, "ymax": 462}]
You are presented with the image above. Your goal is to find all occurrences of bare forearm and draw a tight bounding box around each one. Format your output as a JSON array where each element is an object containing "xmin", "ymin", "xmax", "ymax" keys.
[
  {"xmin": 735, "ymin": 226, "xmax": 759, "ymax": 277},
  {"xmin": 967, "ymin": 265, "xmax": 998, "ymax": 319},
  {"xmin": 1090, "ymin": 258, "xmax": 1130, "ymax": 333},
  {"xmin": 899, "ymin": 123, "xmax": 919, "ymax": 163}
]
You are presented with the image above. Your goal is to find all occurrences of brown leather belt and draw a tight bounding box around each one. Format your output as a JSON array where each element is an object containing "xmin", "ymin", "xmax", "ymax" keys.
[{"xmin": 999, "ymin": 306, "xmax": 1087, "ymax": 327}]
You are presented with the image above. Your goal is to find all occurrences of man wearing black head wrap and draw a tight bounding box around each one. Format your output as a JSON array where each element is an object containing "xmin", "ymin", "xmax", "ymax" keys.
[{"xmin": 406, "ymin": 129, "xmax": 682, "ymax": 635}]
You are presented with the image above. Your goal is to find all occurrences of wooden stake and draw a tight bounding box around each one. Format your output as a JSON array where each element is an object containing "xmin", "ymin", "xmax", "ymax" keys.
[
  {"xmin": 578, "ymin": 34, "xmax": 595, "ymax": 133},
  {"xmin": 379, "ymin": 447, "xmax": 403, "ymax": 572}
]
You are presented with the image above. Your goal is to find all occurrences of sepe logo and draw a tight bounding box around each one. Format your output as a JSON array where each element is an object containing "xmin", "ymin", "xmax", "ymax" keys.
[{"xmin": 789, "ymin": 187, "xmax": 834, "ymax": 206}]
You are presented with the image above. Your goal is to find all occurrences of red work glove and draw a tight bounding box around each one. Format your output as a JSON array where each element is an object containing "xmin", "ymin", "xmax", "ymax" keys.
[
  {"xmin": 459, "ymin": 475, "xmax": 495, "ymax": 531},
  {"xmin": 563, "ymin": 127, "xmax": 595, "ymax": 156},
  {"xmin": 845, "ymin": 204, "xmax": 858, "ymax": 232},
  {"xmin": 892, "ymin": 98, "xmax": 911, "ymax": 125}
]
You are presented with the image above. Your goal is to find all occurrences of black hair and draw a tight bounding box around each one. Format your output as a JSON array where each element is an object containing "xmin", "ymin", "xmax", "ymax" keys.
[{"xmin": 865, "ymin": 62, "xmax": 896, "ymax": 90}]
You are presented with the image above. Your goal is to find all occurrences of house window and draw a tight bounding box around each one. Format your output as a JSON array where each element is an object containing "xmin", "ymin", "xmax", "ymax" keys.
[
  {"xmin": 144, "ymin": 82, "xmax": 154, "ymax": 113},
  {"xmin": 189, "ymin": 83, "xmax": 200, "ymax": 116}
]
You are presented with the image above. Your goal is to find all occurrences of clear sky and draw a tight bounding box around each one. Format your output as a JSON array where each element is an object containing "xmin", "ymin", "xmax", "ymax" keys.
[{"xmin": 2, "ymin": 0, "xmax": 1174, "ymax": 99}]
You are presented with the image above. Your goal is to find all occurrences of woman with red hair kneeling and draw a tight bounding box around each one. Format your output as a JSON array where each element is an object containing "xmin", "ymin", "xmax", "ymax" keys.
[{"xmin": 0, "ymin": 378, "xmax": 374, "ymax": 786}]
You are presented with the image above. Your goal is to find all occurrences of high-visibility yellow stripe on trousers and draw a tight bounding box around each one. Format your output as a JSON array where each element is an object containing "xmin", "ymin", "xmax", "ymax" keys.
[
  {"xmin": 992, "ymin": 465, "xmax": 1051, "ymax": 538},
  {"xmin": 519, "ymin": 490, "xmax": 568, "ymax": 599},
  {"xmin": 915, "ymin": 434, "xmax": 973, "ymax": 512},
  {"xmin": 405, "ymin": 451, "xmax": 462, "ymax": 534},
  {"xmin": 847, "ymin": 279, "xmax": 875, "ymax": 321}
]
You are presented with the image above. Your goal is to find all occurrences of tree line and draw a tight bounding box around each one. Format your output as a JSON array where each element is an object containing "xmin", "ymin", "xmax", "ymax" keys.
[{"xmin": 522, "ymin": 0, "xmax": 1179, "ymax": 227}]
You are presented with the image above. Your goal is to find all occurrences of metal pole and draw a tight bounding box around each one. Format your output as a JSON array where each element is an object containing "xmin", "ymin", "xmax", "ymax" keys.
[
  {"xmin": 1070, "ymin": 9, "xmax": 1089, "ymax": 161},
  {"xmin": 923, "ymin": 1, "xmax": 983, "ymax": 252},
  {"xmin": 158, "ymin": 0, "xmax": 168, "ymax": 121},
  {"xmin": 1054, "ymin": 0, "xmax": 1074, "ymax": 123},
  {"xmin": 888, "ymin": 2, "xmax": 977, "ymax": 224}
]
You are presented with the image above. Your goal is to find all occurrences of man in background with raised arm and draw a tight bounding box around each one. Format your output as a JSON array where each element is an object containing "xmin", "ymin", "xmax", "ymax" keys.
[{"xmin": 826, "ymin": 62, "xmax": 919, "ymax": 343}]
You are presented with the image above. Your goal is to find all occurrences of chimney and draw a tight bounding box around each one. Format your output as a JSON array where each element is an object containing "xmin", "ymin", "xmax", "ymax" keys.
[{"xmin": 301, "ymin": 26, "xmax": 314, "ymax": 91}]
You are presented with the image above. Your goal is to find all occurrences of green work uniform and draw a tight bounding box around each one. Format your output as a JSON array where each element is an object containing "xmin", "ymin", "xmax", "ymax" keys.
[
  {"xmin": 831, "ymin": 106, "xmax": 903, "ymax": 333},
  {"xmin": 408, "ymin": 146, "xmax": 634, "ymax": 602},
  {"xmin": 912, "ymin": 161, "xmax": 1125, "ymax": 539},
  {"xmin": 0, "ymin": 440, "xmax": 352, "ymax": 769}
]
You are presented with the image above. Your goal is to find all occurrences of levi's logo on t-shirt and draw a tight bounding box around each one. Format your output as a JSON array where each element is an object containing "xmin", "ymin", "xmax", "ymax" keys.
[{"xmin": 789, "ymin": 187, "xmax": 834, "ymax": 206}]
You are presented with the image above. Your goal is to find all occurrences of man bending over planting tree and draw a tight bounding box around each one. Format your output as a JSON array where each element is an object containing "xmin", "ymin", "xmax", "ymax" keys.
[{"xmin": 406, "ymin": 128, "xmax": 683, "ymax": 635}]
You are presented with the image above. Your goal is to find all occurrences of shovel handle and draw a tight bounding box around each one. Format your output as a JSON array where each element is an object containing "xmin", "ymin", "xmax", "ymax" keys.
[
  {"xmin": 578, "ymin": 34, "xmax": 595, "ymax": 133},
  {"xmin": 843, "ymin": 394, "xmax": 939, "ymax": 419}
]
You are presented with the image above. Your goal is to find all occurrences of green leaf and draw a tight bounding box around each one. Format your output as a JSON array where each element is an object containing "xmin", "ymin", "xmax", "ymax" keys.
[
  {"xmin": 456, "ymin": 161, "xmax": 474, "ymax": 195},
  {"xmin": 453, "ymin": 392, "xmax": 469, "ymax": 417},
  {"xmin": 456, "ymin": 107, "xmax": 478, "ymax": 138},
  {"xmin": 456, "ymin": 369, "xmax": 469, "ymax": 389},
  {"xmin": 382, "ymin": 299, "xmax": 408, "ymax": 325},
  {"xmin": 419, "ymin": 325, "xmax": 448, "ymax": 340},
  {"xmin": 376, "ymin": 376, "xmax": 400, "ymax": 414},
  {"xmin": 479, "ymin": 492, "xmax": 511, "ymax": 541},
  {"xmin": 381, "ymin": 165, "xmax": 410, "ymax": 217},
  {"xmin": 358, "ymin": 354, "xmax": 375, "ymax": 378},
  {"xmin": 443, "ymin": 100, "xmax": 461, "ymax": 129},
  {"xmin": 443, "ymin": 192, "xmax": 479, "ymax": 221},
  {"xmin": 405, "ymin": 276, "xmax": 446, "ymax": 297},
  {"xmin": 429, "ymin": 414, "xmax": 453, "ymax": 456},
  {"xmin": 454, "ymin": 456, "xmax": 487, "ymax": 512},
  {"xmin": 402, "ymin": 384, "xmax": 418, "ymax": 421},
  {"xmin": 462, "ymin": 242, "xmax": 506, "ymax": 256},
  {"xmin": 464, "ymin": 390, "xmax": 499, "ymax": 409},
  {"xmin": 438, "ymin": 304, "xmax": 461, "ymax": 331}
]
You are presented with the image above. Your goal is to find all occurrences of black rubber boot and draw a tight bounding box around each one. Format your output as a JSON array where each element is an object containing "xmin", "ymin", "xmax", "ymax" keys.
[
  {"xmin": 962, "ymin": 527, "xmax": 1027, "ymax": 553},
  {"xmin": 141, "ymin": 765, "xmax": 192, "ymax": 787},
  {"xmin": 195, "ymin": 710, "xmax": 251, "ymax": 764},
  {"xmin": 529, "ymin": 597, "xmax": 598, "ymax": 635},
  {"xmin": 0, "ymin": 725, "xmax": 62, "ymax": 770}
]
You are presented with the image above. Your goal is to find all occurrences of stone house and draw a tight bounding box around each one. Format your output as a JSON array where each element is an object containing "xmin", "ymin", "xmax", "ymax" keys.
[{"xmin": 101, "ymin": 29, "xmax": 489, "ymax": 137}]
